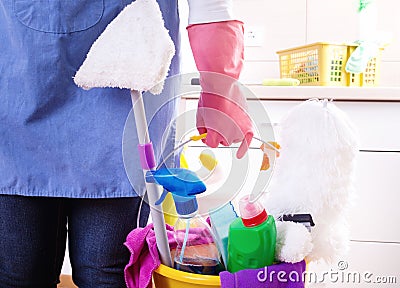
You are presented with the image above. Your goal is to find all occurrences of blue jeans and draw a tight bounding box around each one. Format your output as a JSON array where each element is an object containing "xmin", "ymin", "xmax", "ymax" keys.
[{"xmin": 0, "ymin": 195, "xmax": 149, "ymax": 288}]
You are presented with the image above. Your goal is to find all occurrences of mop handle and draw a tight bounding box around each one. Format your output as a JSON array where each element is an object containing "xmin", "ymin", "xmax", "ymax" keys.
[{"xmin": 130, "ymin": 90, "xmax": 172, "ymax": 267}]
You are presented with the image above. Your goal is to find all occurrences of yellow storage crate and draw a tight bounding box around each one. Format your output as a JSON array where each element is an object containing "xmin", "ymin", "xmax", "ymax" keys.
[{"xmin": 277, "ymin": 42, "xmax": 383, "ymax": 86}]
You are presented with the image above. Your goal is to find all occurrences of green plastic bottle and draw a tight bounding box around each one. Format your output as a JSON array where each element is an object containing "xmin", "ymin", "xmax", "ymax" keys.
[{"xmin": 227, "ymin": 195, "xmax": 277, "ymax": 273}]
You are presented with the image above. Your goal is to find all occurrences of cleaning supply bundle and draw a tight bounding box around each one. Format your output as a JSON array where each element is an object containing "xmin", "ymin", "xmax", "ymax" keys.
[{"xmin": 72, "ymin": 0, "xmax": 313, "ymax": 285}]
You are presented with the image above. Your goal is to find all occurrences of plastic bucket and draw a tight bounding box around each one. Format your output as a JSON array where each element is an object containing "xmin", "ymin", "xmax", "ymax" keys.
[{"xmin": 153, "ymin": 264, "xmax": 221, "ymax": 288}]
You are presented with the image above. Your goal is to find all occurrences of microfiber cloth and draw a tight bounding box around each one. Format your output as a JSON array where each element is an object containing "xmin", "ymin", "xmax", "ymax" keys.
[
  {"xmin": 124, "ymin": 223, "xmax": 176, "ymax": 288},
  {"xmin": 124, "ymin": 223, "xmax": 218, "ymax": 288},
  {"xmin": 219, "ymin": 260, "xmax": 306, "ymax": 288},
  {"xmin": 74, "ymin": 0, "xmax": 175, "ymax": 94},
  {"xmin": 209, "ymin": 203, "xmax": 238, "ymax": 266}
]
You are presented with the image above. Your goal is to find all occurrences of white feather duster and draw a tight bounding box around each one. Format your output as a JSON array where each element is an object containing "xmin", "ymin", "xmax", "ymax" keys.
[{"xmin": 263, "ymin": 99, "xmax": 359, "ymax": 263}]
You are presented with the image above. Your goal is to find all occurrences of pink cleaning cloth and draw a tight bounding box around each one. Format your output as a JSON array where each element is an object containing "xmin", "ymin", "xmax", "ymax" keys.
[
  {"xmin": 124, "ymin": 223, "xmax": 215, "ymax": 288},
  {"xmin": 124, "ymin": 223, "xmax": 176, "ymax": 288}
]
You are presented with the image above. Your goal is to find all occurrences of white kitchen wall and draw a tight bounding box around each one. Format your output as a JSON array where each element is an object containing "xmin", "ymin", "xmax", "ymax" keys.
[{"xmin": 179, "ymin": 0, "xmax": 400, "ymax": 86}]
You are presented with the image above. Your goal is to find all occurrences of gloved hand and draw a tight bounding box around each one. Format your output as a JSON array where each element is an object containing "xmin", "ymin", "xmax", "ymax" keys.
[{"xmin": 187, "ymin": 20, "xmax": 253, "ymax": 159}]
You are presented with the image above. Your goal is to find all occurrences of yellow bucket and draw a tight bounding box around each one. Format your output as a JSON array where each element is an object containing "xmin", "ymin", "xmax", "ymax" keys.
[{"xmin": 153, "ymin": 264, "xmax": 221, "ymax": 288}]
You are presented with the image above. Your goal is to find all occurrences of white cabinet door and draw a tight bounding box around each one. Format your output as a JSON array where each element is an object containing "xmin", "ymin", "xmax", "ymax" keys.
[
  {"xmin": 349, "ymin": 151, "xmax": 400, "ymax": 243},
  {"xmin": 335, "ymin": 102, "xmax": 400, "ymax": 151}
]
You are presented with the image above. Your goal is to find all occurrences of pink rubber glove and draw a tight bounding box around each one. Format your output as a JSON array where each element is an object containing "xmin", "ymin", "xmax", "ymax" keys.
[{"xmin": 187, "ymin": 20, "xmax": 253, "ymax": 159}]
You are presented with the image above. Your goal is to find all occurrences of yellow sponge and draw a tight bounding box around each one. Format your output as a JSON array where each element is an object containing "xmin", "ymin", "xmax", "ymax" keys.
[
  {"xmin": 199, "ymin": 151, "xmax": 218, "ymax": 171},
  {"xmin": 262, "ymin": 78, "xmax": 300, "ymax": 86}
]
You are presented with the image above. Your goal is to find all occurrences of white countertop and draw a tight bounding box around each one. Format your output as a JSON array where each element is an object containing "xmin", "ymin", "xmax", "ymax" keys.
[
  {"xmin": 246, "ymin": 85, "xmax": 400, "ymax": 102},
  {"xmin": 181, "ymin": 85, "xmax": 400, "ymax": 102}
]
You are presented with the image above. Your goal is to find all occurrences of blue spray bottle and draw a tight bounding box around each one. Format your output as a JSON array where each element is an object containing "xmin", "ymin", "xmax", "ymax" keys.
[{"xmin": 147, "ymin": 168, "xmax": 224, "ymax": 275}]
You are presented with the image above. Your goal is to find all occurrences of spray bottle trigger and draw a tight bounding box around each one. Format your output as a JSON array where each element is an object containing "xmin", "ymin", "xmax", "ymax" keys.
[{"xmin": 146, "ymin": 168, "xmax": 206, "ymax": 197}]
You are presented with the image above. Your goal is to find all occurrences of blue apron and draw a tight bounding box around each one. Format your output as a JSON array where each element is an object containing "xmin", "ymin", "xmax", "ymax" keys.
[{"xmin": 0, "ymin": 0, "xmax": 181, "ymax": 198}]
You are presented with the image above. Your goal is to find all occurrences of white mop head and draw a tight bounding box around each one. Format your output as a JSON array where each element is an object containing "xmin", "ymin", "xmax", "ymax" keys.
[
  {"xmin": 263, "ymin": 99, "xmax": 359, "ymax": 263},
  {"xmin": 74, "ymin": 0, "xmax": 175, "ymax": 94}
]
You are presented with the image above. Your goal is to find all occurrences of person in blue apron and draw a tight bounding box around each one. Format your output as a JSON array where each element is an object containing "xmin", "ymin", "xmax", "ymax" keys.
[
  {"xmin": 0, "ymin": 1, "xmax": 180, "ymax": 287},
  {"xmin": 0, "ymin": 0, "xmax": 252, "ymax": 287}
]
